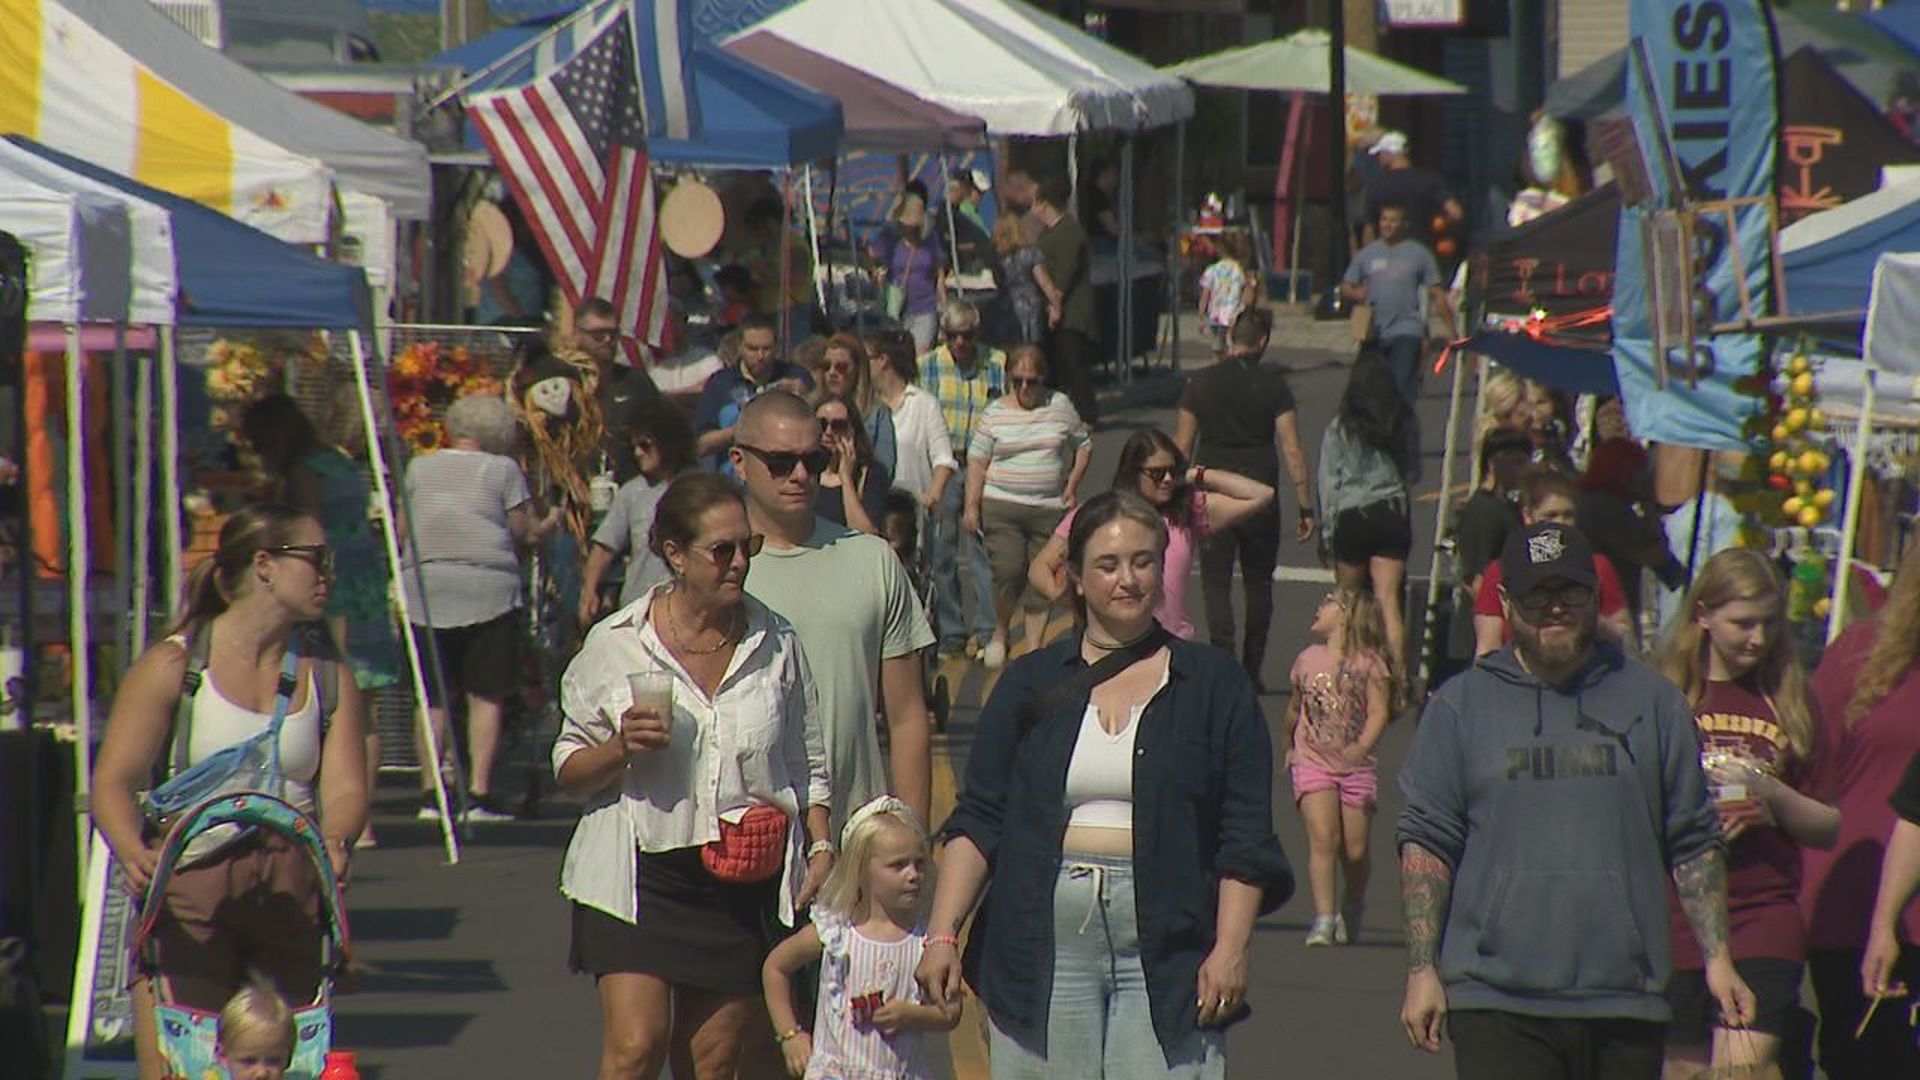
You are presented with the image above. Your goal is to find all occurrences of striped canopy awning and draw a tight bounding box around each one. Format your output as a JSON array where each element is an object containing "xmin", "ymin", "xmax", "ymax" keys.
[{"xmin": 0, "ymin": 0, "xmax": 334, "ymax": 244}]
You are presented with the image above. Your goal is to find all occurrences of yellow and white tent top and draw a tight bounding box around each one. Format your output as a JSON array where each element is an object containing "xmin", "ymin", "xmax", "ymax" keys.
[{"xmin": 0, "ymin": 0, "xmax": 334, "ymax": 245}]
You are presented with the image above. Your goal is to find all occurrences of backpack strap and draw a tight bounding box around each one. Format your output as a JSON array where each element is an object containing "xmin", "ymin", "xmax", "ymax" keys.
[{"xmin": 161, "ymin": 630, "xmax": 213, "ymax": 785}]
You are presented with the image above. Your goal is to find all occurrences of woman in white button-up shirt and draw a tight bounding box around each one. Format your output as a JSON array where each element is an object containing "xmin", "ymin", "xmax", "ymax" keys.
[{"xmin": 552, "ymin": 473, "xmax": 833, "ymax": 1080}]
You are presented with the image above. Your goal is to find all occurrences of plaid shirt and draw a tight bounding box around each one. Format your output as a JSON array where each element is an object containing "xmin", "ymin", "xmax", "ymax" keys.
[{"xmin": 919, "ymin": 343, "xmax": 1008, "ymax": 453}]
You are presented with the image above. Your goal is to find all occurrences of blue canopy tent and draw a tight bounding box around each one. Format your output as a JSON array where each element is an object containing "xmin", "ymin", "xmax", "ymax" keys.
[
  {"xmin": 1780, "ymin": 178, "xmax": 1920, "ymax": 319},
  {"xmin": 11, "ymin": 138, "xmax": 371, "ymax": 329},
  {"xmin": 7, "ymin": 141, "xmax": 462, "ymax": 859},
  {"xmin": 433, "ymin": 18, "xmax": 843, "ymax": 169}
]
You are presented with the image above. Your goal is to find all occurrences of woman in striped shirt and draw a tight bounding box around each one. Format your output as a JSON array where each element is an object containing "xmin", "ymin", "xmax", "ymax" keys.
[{"xmin": 962, "ymin": 345, "xmax": 1090, "ymax": 668}]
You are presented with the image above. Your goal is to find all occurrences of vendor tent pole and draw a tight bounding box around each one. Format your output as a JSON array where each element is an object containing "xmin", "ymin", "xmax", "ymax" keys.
[
  {"xmin": 1171, "ymin": 120, "xmax": 1184, "ymax": 372},
  {"xmin": 131, "ymin": 344, "xmax": 153, "ymax": 655},
  {"xmin": 347, "ymin": 330, "xmax": 460, "ymax": 864},
  {"xmin": 158, "ymin": 330, "xmax": 183, "ymax": 620},
  {"xmin": 1119, "ymin": 139, "xmax": 1134, "ymax": 385},
  {"xmin": 939, "ymin": 157, "xmax": 963, "ymax": 283},
  {"xmin": 1829, "ymin": 371, "xmax": 1875, "ymax": 643},
  {"xmin": 781, "ymin": 171, "xmax": 794, "ymax": 349},
  {"xmin": 64, "ymin": 324, "xmax": 92, "ymax": 895},
  {"xmin": 802, "ymin": 165, "xmax": 828, "ymax": 315},
  {"xmin": 1419, "ymin": 343, "xmax": 1472, "ymax": 693},
  {"xmin": 110, "ymin": 328, "xmax": 130, "ymax": 663},
  {"xmin": 1327, "ymin": 0, "xmax": 1350, "ymax": 283}
]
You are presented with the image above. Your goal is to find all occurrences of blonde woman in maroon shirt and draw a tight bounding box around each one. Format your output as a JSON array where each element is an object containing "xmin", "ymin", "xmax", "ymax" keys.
[{"xmin": 1653, "ymin": 549, "xmax": 1837, "ymax": 1077}]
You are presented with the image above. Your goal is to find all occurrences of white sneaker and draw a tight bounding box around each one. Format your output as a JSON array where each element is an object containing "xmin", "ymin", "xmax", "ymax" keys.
[
  {"xmin": 1304, "ymin": 916, "xmax": 1339, "ymax": 947},
  {"xmin": 462, "ymin": 795, "xmax": 515, "ymax": 823},
  {"xmin": 415, "ymin": 796, "xmax": 441, "ymax": 822},
  {"xmin": 1333, "ymin": 914, "xmax": 1350, "ymax": 945},
  {"xmin": 981, "ymin": 639, "xmax": 1007, "ymax": 669}
]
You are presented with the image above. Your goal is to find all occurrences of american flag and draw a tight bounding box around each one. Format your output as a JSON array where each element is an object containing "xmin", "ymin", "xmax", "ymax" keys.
[{"xmin": 466, "ymin": 1, "xmax": 667, "ymax": 356}]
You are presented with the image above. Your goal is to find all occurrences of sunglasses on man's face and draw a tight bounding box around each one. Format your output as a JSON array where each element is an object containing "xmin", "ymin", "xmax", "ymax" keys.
[
  {"xmin": 738, "ymin": 443, "xmax": 831, "ymax": 479},
  {"xmin": 945, "ymin": 328, "xmax": 976, "ymax": 341},
  {"xmin": 1513, "ymin": 583, "xmax": 1595, "ymax": 617},
  {"xmin": 1010, "ymin": 375, "xmax": 1045, "ymax": 389},
  {"xmin": 687, "ymin": 534, "xmax": 765, "ymax": 568},
  {"xmin": 268, "ymin": 543, "xmax": 335, "ymax": 577},
  {"xmin": 580, "ymin": 326, "xmax": 618, "ymax": 342}
]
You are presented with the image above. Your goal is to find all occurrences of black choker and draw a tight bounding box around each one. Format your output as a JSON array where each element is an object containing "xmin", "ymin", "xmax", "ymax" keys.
[{"xmin": 1084, "ymin": 626, "xmax": 1158, "ymax": 651}]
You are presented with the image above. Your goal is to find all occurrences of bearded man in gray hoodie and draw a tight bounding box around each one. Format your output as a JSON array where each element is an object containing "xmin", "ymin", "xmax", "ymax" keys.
[{"xmin": 1397, "ymin": 522, "xmax": 1755, "ymax": 1078}]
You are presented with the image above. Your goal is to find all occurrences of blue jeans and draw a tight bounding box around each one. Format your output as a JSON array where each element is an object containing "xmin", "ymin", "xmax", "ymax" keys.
[
  {"xmin": 1380, "ymin": 334, "xmax": 1424, "ymax": 401},
  {"xmin": 932, "ymin": 478, "xmax": 995, "ymax": 648},
  {"xmin": 988, "ymin": 856, "xmax": 1225, "ymax": 1079}
]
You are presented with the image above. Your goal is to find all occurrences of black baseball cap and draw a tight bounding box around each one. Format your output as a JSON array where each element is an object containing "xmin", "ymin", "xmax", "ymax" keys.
[{"xmin": 1501, "ymin": 522, "xmax": 1597, "ymax": 598}]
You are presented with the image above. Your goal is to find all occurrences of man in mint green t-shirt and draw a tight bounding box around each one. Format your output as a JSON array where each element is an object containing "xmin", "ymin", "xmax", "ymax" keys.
[{"xmin": 732, "ymin": 392, "xmax": 936, "ymax": 832}]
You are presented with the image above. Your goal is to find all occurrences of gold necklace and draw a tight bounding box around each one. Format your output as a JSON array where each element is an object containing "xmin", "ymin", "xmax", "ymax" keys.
[{"xmin": 666, "ymin": 587, "xmax": 739, "ymax": 656}]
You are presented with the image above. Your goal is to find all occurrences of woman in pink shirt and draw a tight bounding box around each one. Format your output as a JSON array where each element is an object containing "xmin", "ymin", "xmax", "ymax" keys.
[
  {"xmin": 1803, "ymin": 540, "xmax": 1920, "ymax": 1079},
  {"xmin": 1029, "ymin": 429, "xmax": 1273, "ymax": 639}
]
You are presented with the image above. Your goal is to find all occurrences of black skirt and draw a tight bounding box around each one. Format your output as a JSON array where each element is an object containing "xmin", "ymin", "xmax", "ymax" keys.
[{"xmin": 568, "ymin": 847, "xmax": 779, "ymax": 994}]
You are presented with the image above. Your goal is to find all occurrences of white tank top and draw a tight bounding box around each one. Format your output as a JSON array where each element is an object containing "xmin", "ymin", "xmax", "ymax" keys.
[
  {"xmin": 1063, "ymin": 663, "xmax": 1170, "ymax": 830},
  {"xmin": 185, "ymin": 667, "xmax": 324, "ymax": 796}
]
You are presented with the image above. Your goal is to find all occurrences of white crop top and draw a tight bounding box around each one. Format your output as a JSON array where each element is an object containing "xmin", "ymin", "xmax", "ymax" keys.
[{"xmin": 1063, "ymin": 663, "xmax": 1170, "ymax": 830}]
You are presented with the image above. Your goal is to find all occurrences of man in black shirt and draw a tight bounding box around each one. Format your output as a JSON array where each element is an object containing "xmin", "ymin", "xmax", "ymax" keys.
[
  {"xmin": 572, "ymin": 295, "xmax": 664, "ymax": 483},
  {"xmin": 1174, "ymin": 308, "xmax": 1316, "ymax": 687},
  {"xmin": 1362, "ymin": 131, "xmax": 1463, "ymax": 247}
]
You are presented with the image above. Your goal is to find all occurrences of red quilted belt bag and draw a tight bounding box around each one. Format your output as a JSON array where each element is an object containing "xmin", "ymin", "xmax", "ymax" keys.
[{"xmin": 701, "ymin": 803, "xmax": 789, "ymax": 883}]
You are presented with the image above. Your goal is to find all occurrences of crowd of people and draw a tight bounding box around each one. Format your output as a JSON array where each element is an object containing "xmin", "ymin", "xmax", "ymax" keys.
[{"xmin": 81, "ymin": 151, "xmax": 1920, "ymax": 1080}]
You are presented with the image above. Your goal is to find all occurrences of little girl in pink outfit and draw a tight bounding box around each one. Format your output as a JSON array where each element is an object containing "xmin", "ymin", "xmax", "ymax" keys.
[{"xmin": 1287, "ymin": 587, "xmax": 1399, "ymax": 947}]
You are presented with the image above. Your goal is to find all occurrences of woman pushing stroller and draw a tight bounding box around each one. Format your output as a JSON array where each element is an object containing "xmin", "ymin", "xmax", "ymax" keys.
[{"xmin": 91, "ymin": 504, "xmax": 369, "ymax": 1078}]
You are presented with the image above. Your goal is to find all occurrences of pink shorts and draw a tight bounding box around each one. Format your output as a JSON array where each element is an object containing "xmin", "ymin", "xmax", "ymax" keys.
[{"xmin": 1291, "ymin": 761, "xmax": 1378, "ymax": 810}]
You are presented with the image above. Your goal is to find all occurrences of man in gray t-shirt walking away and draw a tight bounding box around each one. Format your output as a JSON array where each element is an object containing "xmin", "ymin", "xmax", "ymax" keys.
[{"xmin": 1340, "ymin": 204, "xmax": 1455, "ymax": 401}]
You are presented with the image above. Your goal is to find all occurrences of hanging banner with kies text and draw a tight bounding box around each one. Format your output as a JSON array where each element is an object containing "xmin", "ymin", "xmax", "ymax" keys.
[{"xmin": 1610, "ymin": 0, "xmax": 1779, "ymax": 451}]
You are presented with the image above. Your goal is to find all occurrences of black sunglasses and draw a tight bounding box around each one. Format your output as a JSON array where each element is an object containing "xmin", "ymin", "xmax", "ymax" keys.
[
  {"xmin": 944, "ymin": 328, "xmax": 976, "ymax": 340},
  {"xmin": 1140, "ymin": 465, "xmax": 1178, "ymax": 484},
  {"xmin": 687, "ymin": 534, "xmax": 764, "ymax": 567},
  {"xmin": 819, "ymin": 417, "xmax": 852, "ymax": 434},
  {"xmin": 738, "ymin": 443, "xmax": 831, "ymax": 479},
  {"xmin": 267, "ymin": 543, "xmax": 335, "ymax": 576},
  {"xmin": 1010, "ymin": 375, "xmax": 1045, "ymax": 389},
  {"xmin": 1514, "ymin": 583, "xmax": 1595, "ymax": 616},
  {"xmin": 580, "ymin": 326, "xmax": 618, "ymax": 342}
]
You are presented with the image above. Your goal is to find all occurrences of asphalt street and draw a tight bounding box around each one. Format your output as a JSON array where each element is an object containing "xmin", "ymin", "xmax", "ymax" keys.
[{"xmin": 328, "ymin": 342, "xmax": 1468, "ymax": 1078}]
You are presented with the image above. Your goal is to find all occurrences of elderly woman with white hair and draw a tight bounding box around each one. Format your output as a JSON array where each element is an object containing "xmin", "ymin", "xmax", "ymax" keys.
[{"xmin": 401, "ymin": 393, "xmax": 560, "ymax": 822}]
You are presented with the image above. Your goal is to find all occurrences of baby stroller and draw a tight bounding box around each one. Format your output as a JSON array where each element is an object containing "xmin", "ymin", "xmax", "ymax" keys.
[{"xmin": 132, "ymin": 793, "xmax": 350, "ymax": 1079}]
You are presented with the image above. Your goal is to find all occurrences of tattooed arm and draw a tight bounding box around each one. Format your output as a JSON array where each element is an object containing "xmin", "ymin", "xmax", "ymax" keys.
[
  {"xmin": 1401, "ymin": 842, "xmax": 1453, "ymax": 971},
  {"xmin": 1672, "ymin": 845, "xmax": 1730, "ymax": 961},
  {"xmin": 1674, "ymin": 845, "xmax": 1757, "ymax": 1027},
  {"xmin": 1399, "ymin": 842, "xmax": 1452, "ymax": 1051}
]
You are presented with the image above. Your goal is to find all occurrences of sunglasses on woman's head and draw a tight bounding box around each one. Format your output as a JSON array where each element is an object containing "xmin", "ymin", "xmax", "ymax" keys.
[
  {"xmin": 688, "ymin": 534, "xmax": 765, "ymax": 567},
  {"xmin": 738, "ymin": 443, "xmax": 832, "ymax": 478},
  {"xmin": 268, "ymin": 543, "xmax": 335, "ymax": 576}
]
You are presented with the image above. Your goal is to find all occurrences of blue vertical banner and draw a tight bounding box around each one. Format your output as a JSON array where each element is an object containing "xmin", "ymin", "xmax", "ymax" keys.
[{"xmin": 1611, "ymin": 0, "xmax": 1780, "ymax": 450}]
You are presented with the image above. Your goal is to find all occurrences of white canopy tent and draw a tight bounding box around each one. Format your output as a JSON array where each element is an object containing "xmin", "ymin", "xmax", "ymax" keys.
[
  {"xmin": 0, "ymin": 169, "xmax": 133, "ymax": 892},
  {"xmin": 742, "ymin": 0, "xmax": 1193, "ymax": 136},
  {"xmin": 1827, "ymin": 253, "xmax": 1920, "ymax": 638},
  {"xmin": 743, "ymin": 0, "xmax": 1192, "ymax": 375}
]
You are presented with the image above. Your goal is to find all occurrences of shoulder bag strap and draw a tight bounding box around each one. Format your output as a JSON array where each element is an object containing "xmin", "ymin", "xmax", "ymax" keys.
[
  {"xmin": 264, "ymin": 645, "xmax": 302, "ymax": 780},
  {"xmin": 165, "ymin": 631, "xmax": 214, "ymax": 783},
  {"xmin": 1016, "ymin": 625, "xmax": 1172, "ymax": 736}
]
